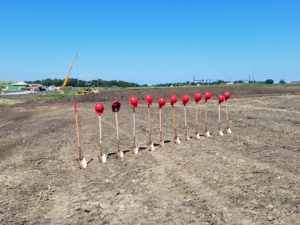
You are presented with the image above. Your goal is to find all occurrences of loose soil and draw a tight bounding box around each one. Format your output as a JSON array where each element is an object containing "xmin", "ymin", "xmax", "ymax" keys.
[{"xmin": 1, "ymin": 85, "xmax": 300, "ymax": 225}]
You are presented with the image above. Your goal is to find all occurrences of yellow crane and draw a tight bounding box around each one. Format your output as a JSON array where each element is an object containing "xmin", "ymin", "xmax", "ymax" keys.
[{"xmin": 61, "ymin": 52, "xmax": 78, "ymax": 89}]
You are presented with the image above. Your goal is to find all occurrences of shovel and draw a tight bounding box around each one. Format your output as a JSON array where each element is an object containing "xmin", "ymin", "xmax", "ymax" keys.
[
  {"xmin": 195, "ymin": 102, "xmax": 201, "ymax": 139},
  {"xmin": 217, "ymin": 95, "xmax": 225, "ymax": 136},
  {"xmin": 224, "ymin": 91, "xmax": 232, "ymax": 134},
  {"xmin": 129, "ymin": 96, "xmax": 139, "ymax": 154},
  {"xmin": 132, "ymin": 107, "xmax": 138, "ymax": 154},
  {"xmin": 144, "ymin": 95, "xmax": 154, "ymax": 151},
  {"xmin": 98, "ymin": 115, "xmax": 107, "ymax": 162},
  {"xmin": 170, "ymin": 95, "xmax": 180, "ymax": 144},
  {"xmin": 147, "ymin": 106, "xmax": 154, "ymax": 151},
  {"xmin": 112, "ymin": 101, "xmax": 123, "ymax": 158},
  {"xmin": 74, "ymin": 99, "xmax": 87, "ymax": 169},
  {"xmin": 182, "ymin": 94, "xmax": 190, "ymax": 141},
  {"xmin": 194, "ymin": 92, "xmax": 201, "ymax": 139},
  {"xmin": 132, "ymin": 108, "xmax": 139, "ymax": 155},
  {"xmin": 95, "ymin": 102, "xmax": 106, "ymax": 163},
  {"xmin": 204, "ymin": 91, "xmax": 212, "ymax": 137},
  {"xmin": 158, "ymin": 96, "xmax": 166, "ymax": 147},
  {"xmin": 171, "ymin": 106, "xmax": 180, "ymax": 144},
  {"xmin": 205, "ymin": 101, "xmax": 210, "ymax": 137}
]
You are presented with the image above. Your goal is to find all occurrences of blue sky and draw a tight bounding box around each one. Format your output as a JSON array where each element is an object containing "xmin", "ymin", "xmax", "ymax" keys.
[{"xmin": 0, "ymin": 0, "xmax": 299, "ymax": 84}]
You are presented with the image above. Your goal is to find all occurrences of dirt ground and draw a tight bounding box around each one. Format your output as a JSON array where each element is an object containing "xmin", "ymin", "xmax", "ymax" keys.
[{"xmin": 1, "ymin": 86, "xmax": 300, "ymax": 225}]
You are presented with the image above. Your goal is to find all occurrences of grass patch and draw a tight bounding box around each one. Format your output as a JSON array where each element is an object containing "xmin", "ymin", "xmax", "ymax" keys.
[{"xmin": 39, "ymin": 88, "xmax": 78, "ymax": 99}]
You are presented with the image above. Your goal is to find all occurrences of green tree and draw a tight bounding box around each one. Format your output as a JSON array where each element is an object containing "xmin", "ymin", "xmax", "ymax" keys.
[
  {"xmin": 233, "ymin": 80, "xmax": 244, "ymax": 84},
  {"xmin": 265, "ymin": 79, "xmax": 274, "ymax": 84},
  {"xmin": 279, "ymin": 79, "xmax": 286, "ymax": 84}
]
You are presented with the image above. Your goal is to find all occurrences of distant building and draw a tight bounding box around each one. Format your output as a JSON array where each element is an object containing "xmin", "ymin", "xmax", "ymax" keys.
[
  {"xmin": 4, "ymin": 81, "xmax": 29, "ymax": 91},
  {"xmin": 290, "ymin": 81, "xmax": 300, "ymax": 84}
]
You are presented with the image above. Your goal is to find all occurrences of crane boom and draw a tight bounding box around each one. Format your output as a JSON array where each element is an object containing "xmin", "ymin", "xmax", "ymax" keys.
[{"xmin": 61, "ymin": 52, "xmax": 78, "ymax": 89}]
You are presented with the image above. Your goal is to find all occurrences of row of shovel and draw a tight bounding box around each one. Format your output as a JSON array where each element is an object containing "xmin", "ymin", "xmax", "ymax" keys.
[{"xmin": 74, "ymin": 91, "xmax": 232, "ymax": 169}]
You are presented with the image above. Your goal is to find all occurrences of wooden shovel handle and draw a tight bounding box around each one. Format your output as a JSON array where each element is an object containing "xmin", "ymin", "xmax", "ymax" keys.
[
  {"xmin": 133, "ymin": 108, "xmax": 136, "ymax": 147},
  {"xmin": 115, "ymin": 112, "xmax": 120, "ymax": 154},
  {"xmin": 98, "ymin": 115, "xmax": 103, "ymax": 156},
  {"xmin": 172, "ymin": 105, "xmax": 177, "ymax": 138},
  {"xmin": 225, "ymin": 100, "xmax": 229, "ymax": 129},
  {"xmin": 75, "ymin": 112, "xmax": 81, "ymax": 158},
  {"xmin": 205, "ymin": 102, "xmax": 208, "ymax": 132},
  {"xmin": 148, "ymin": 106, "xmax": 152, "ymax": 144},
  {"xmin": 195, "ymin": 103, "xmax": 199, "ymax": 134},
  {"xmin": 184, "ymin": 105, "xmax": 188, "ymax": 137},
  {"xmin": 159, "ymin": 108, "xmax": 162, "ymax": 142},
  {"xmin": 218, "ymin": 104, "xmax": 221, "ymax": 131}
]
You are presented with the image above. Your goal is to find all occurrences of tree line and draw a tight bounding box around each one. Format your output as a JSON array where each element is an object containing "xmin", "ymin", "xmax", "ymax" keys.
[
  {"xmin": 153, "ymin": 79, "xmax": 285, "ymax": 87},
  {"xmin": 26, "ymin": 78, "xmax": 286, "ymax": 87},
  {"xmin": 26, "ymin": 78, "xmax": 140, "ymax": 87}
]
